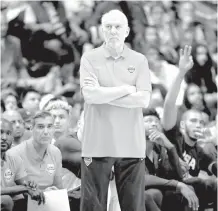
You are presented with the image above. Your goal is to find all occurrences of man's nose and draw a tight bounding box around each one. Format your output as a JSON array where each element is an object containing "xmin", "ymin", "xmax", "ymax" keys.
[
  {"xmin": 1, "ymin": 133, "xmax": 7, "ymax": 141},
  {"xmin": 110, "ymin": 26, "xmax": 117, "ymax": 34}
]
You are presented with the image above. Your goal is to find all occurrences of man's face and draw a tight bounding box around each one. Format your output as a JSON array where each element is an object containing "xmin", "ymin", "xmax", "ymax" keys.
[
  {"xmin": 102, "ymin": 13, "xmax": 129, "ymax": 49},
  {"xmin": 49, "ymin": 108, "xmax": 69, "ymax": 134},
  {"xmin": 196, "ymin": 46, "xmax": 208, "ymax": 66},
  {"xmin": 32, "ymin": 116, "xmax": 54, "ymax": 145},
  {"xmin": 183, "ymin": 111, "xmax": 205, "ymax": 140},
  {"xmin": 1, "ymin": 13, "xmax": 8, "ymax": 38},
  {"xmin": 4, "ymin": 95, "xmax": 18, "ymax": 111},
  {"xmin": 186, "ymin": 84, "xmax": 203, "ymax": 109},
  {"xmin": 6, "ymin": 113, "xmax": 25, "ymax": 139},
  {"xmin": 22, "ymin": 92, "xmax": 40, "ymax": 113},
  {"xmin": 143, "ymin": 115, "xmax": 162, "ymax": 137},
  {"xmin": 1, "ymin": 121, "xmax": 13, "ymax": 152}
]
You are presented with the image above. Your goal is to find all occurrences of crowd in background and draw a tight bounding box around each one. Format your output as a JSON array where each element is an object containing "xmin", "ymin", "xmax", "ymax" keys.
[{"xmin": 0, "ymin": 1, "xmax": 217, "ymax": 211}]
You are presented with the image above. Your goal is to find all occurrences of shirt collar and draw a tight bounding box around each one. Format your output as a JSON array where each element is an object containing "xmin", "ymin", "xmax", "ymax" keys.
[
  {"xmin": 102, "ymin": 43, "xmax": 129, "ymax": 59},
  {"xmin": 27, "ymin": 137, "xmax": 49, "ymax": 161}
]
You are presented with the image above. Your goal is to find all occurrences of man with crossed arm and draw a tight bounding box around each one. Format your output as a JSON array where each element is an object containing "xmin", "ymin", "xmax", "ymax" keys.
[{"xmin": 79, "ymin": 9, "xmax": 151, "ymax": 211}]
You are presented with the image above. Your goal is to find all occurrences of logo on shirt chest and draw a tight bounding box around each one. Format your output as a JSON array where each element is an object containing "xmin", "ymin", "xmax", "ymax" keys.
[
  {"xmin": 46, "ymin": 164, "xmax": 55, "ymax": 175},
  {"xmin": 183, "ymin": 151, "xmax": 196, "ymax": 170},
  {"xmin": 4, "ymin": 169, "xmax": 14, "ymax": 182},
  {"xmin": 127, "ymin": 66, "xmax": 136, "ymax": 73}
]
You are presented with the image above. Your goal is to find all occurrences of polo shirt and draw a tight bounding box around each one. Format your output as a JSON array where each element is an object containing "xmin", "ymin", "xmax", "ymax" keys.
[
  {"xmin": 7, "ymin": 138, "xmax": 62, "ymax": 190},
  {"xmin": 80, "ymin": 44, "xmax": 151, "ymax": 157},
  {"xmin": 1, "ymin": 153, "xmax": 27, "ymax": 200}
]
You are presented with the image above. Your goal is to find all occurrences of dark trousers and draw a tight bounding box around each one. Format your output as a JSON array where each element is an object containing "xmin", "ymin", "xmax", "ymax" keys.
[{"xmin": 80, "ymin": 157, "xmax": 145, "ymax": 211}]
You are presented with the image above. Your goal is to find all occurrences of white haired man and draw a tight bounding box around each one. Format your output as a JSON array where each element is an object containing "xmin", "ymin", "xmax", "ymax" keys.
[{"xmin": 79, "ymin": 9, "xmax": 151, "ymax": 211}]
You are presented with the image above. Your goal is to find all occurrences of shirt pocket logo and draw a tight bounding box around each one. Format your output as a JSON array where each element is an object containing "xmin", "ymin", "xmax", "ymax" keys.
[
  {"xmin": 127, "ymin": 66, "xmax": 136, "ymax": 73},
  {"xmin": 4, "ymin": 169, "xmax": 14, "ymax": 182},
  {"xmin": 46, "ymin": 164, "xmax": 55, "ymax": 175}
]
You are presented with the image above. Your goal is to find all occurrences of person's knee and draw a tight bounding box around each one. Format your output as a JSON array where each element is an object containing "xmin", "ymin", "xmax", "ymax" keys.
[
  {"xmin": 145, "ymin": 189, "xmax": 163, "ymax": 204},
  {"xmin": 1, "ymin": 195, "xmax": 14, "ymax": 211}
]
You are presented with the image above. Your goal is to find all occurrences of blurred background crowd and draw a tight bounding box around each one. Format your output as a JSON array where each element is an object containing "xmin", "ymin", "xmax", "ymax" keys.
[{"xmin": 1, "ymin": 0, "xmax": 217, "ymax": 140}]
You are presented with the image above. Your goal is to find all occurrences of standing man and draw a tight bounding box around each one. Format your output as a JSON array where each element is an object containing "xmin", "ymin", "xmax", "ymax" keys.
[{"xmin": 79, "ymin": 10, "xmax": 151, "ymax": 211}]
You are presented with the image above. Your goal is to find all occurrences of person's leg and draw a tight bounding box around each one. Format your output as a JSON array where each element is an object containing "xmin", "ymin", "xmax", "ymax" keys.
[
  {"xmin": 1, "ymin": 195, "xmax": 14, "ymax": 211},
  {"xmin": 115, "ymin": 158, "xmax": 145, "ymax": 211},
  {"xmin": 80, "ymin": 157, "xmax": 114, "ymax": 211},
  {"xmin": 144, "ymin": 189, "xmax": 163, "ymax": 211}
]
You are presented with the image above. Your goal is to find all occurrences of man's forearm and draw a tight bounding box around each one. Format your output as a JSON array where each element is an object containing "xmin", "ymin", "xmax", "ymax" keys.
[
  {"xmin": 1, "ymin": 186, "xmax": 28, "ymax": 196},
  {"xmin": 108, "ymin": 91, "xmax": 151, "ymax": 108},
  {"xmin": 82, "ymin": 86, "xmax": 133, "ymax": 104},
  {"xmin": 162, "ymin": 72, "xmax": 184, "ymax": 130},
  {"xmin": 145, "ymin": 175, "xmax": 178, "ymax": 191}
]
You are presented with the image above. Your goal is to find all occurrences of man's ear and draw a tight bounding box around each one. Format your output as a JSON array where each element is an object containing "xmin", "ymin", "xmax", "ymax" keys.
[
  {"xmin": 125, "ymin": 26, "xmax": 130, "ymax": 38},
  {"xmin": 180, "ymin": 120, "xmax": 185, "ymax": 133}
]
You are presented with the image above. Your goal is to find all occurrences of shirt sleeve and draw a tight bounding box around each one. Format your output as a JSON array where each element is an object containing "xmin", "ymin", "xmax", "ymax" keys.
[
  {"xmin": 53, "ymin": 148, "xmax": 63, "ymax": 189},
  {"xmin": 79, "ymin": 54, "xmax": 98, "ymax": 90},
  {"xmin": 136, "ymin": 56, "xmax": 152, "ymax": 92},
  {"xmin": 14, "ymin": 155, "xmax": 27, "ymax": 182}
]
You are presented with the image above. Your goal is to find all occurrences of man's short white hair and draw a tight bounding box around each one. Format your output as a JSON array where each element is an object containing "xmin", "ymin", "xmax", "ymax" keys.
[{"xmin": 101, "ymin": 9, "xmax": 128, "ymax": 26}]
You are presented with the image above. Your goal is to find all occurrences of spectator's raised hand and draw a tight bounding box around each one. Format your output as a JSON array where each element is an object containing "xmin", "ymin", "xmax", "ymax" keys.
[{"xmin": 179, "ymin": 45, "xmax": 194, "ymax": 75}]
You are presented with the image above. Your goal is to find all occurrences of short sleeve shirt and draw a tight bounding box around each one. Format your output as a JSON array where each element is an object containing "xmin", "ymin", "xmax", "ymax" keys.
[
  {"xmin": 7, "ymin": 138, "xmax": 62, "ymax": 190},
  {"xmin": 1, "ymin": 153, "xmax": 27, "ymax": 200},
  {"xmin": 80, "ymin": 44, "xmax": 151, "ymax": 157},
  {"xmin": 165, "ymin": 126, "xmax": 215, "ymax": 177}
]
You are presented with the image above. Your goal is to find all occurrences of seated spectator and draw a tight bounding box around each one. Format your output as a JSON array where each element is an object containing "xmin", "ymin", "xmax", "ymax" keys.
[
  {"xmin": 44, "ymin": 99, "xmax": 81, "ymax": 211},
  {"xmin": 144, "ymin": 45, "xmax": 180, "ymax": 91},
  {"xmin": 185, "ymin": 43, "xmax": 217, "ymax": 94},
  {"xmin": 163, "ymin": 45, "xmax": 217, "ymax": 210},
  {"xmin": 1, "ymin": 10, "xmax": 30, "ymax": 90},
  {"xmin": 177, "ymin": 83, "xmax": 216, "ymax": 123},
  {"xmin": 143, "ymin": 108, "xmax": 199, "ymax": 211},
  {"xmin": 1, "ymin": 118, "xmax": 44, "ymax": 211},
  {"xmin": 7, "ymin": 111, "xmax": 63, "ymax": 191},
  {"xmin": 2, "ymin": 110, "xmax": 26, "ymax": 147},
  {"xmin": 1, "ymin": 89, "xmax": 19, "ymax": 111},
  {"xmin": 20, "ymin": 88, "xmax": 41, "ymax": 115}
]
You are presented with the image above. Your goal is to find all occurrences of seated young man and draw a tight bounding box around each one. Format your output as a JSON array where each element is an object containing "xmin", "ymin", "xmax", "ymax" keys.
[
  {"xmin": 7, "ymin": 111, "xmax": 63, "ymax": 192},
  {"xmin": 1, "ymin": 118, "xmax": 44, "ymax": 211},
  {"xmin": 162, "ymin": 45, "xmax": 217, "ymax": 211},
  {"xmin": 143, "ymin": 108, "xmax": 199, "ymax": 211},
  {"xmin": 44, "ymin": 99, "xmax": 81, "ymax": 211}
]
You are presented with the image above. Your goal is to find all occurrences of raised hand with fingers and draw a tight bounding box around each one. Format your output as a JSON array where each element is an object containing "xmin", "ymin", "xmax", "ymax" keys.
[{"xmin": 179, "ymin": 45, "xmax": 194, "ymax": 75}]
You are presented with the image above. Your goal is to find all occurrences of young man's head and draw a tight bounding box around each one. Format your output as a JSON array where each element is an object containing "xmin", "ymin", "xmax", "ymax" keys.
[
  {"xmin": 180, "ymin": 109, "xmax": 205, "ymax": 142},
  {"xmin": 44, "ymin": 99, "xmax": 70, "ymax": 137},
  {"xmin": 143, "ymin": 108, "xmax": 162, "ymax": 138},
  {"xmin": 2, "ymin": 110, "xmax": 25, "ymax": 141},
  {"xmin": 21, "ymin": 88, "xmax": 41, "ymax": 114},
  {"xmin": 1, "ymin": 118, "xmax": 13, "ymax": 153},
  {"xmin": 101, "ymin": 9, "xmax": 129, "ymax": 49},
  {"xmin": 32, "ymin": 111, "xmax": 54, "ymax": 146}
]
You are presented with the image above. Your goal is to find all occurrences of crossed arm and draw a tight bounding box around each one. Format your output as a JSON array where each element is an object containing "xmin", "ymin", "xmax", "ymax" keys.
[{"xmin": 80, "ymin": 55, "xmax": 151, "ymax": 108}]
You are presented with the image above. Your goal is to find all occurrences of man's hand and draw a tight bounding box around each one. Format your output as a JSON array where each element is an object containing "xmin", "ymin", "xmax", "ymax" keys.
[
  {"xmin": 178, "ymin": 45, "xmax": 194, "ymax": 75},
  {"xmin": 148, "ymin": 129, "xmax": 173, "ymax": 149},
  {"xmin": 68, "ymin": 188, "xmax": 81, "ymax": 199},
  {"xmin": 177, "ymin": 182, "xmax": 199, "ymax": 211},
  {"xmin": 26, "ymin": 181, "xmax": 38, "ymax": 191},
  {"xmin": 28, "ymin": 188, "xmax": 45, "ymax": 205}
]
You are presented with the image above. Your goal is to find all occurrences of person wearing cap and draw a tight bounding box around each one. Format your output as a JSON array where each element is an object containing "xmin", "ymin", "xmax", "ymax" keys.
[
  {"xmin": 2, "ymin": 110, "xmax": 26, "ymax": 147},
  {"xmin": 1, "ymin": 118, "xmax": 45, "ymax": 211},
  {"xmin": 7, "ymin": 111, "xmax": 63, "ymax": 191},
  {"xmin": 80, "ymin": 9, "xmax": 151, "ymax": 211}
]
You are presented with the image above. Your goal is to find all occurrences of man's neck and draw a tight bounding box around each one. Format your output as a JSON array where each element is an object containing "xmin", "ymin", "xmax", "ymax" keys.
[
  {"xmin": 1, "ymin": 151, "xmax": 6, "ymax": 160},
  {"xmin": 105, "ymin": 43, "xmax": 124, "ymax": 59},
  {"xmin": 184, "ymin": 134, "xmax": 196, "ymax": 147},
  {"xmin": 13, "ymin": 137, "xmax": 22, "ymax": 146},
  {"xmin": 32, "ymin": 140, "xmax": 48, "ymax": 158}
]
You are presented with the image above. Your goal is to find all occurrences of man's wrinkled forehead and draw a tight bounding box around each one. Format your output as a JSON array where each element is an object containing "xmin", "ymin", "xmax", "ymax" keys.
[
  {"xmin": 102, "ymin": 11, "xmax": 128, "ymax": 26},
  {"xmin": 183, "ymin": 110, "xmax": 203, "ymax": 121}
]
